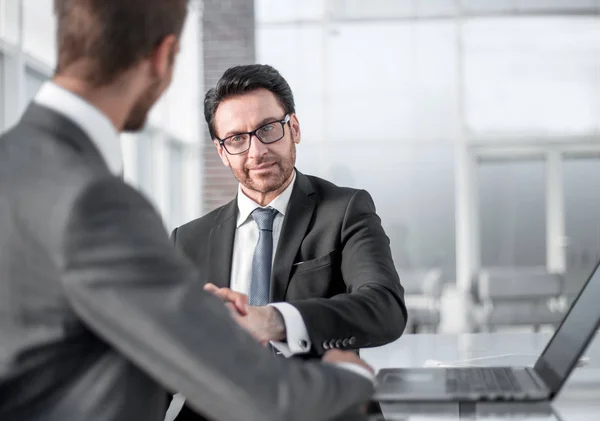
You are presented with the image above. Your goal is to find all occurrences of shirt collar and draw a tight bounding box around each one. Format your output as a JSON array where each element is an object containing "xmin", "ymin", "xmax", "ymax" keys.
[
  {"xmin": 236, "ymin": 170, "xmax": 296, "ymax": 228},
  {"xmin": 34, "ymin": 81, "xmax": 123, "ymax": 175}
]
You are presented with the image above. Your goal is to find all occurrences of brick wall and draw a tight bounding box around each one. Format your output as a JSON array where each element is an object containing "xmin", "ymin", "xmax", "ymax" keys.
[{"xmin": 202, "ymin": 0, "xmax": 256, "ymax": 214}]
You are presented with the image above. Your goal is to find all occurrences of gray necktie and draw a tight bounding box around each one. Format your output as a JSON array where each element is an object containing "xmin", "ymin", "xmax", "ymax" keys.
[{"xmin": 248, "ymin": 207, "xmax": 278, "ymax": 306}]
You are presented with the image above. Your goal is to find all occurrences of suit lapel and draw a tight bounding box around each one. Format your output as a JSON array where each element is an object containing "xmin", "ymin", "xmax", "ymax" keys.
[
  {"xmin": 271, "ymin": 171, "xmax": 315, "ymax": 301},
  {"xmin": 207, "ymin": 199, "xmax": 237, "ymax": 289}
]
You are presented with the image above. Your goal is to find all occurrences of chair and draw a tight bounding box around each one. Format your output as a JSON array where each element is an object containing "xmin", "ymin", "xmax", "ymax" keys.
[
  {"xmin": 471, "ymin": 267, "xmax": 564, "ymax": 332},
  {"xmin": 398, "ymin": 268, "xmax": 443, "ymax": 333}
]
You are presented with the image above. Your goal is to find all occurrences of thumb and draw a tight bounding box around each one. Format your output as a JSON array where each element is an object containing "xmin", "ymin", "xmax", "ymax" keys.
[{"xmin": 204, "ymin": 283, "xmax": 218, "ymax": 293}]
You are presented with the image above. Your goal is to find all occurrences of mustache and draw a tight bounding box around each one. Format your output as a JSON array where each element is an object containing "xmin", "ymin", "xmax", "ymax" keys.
[{"xmin": 245, "ymin": 158, "xmax": 280, "ymax": 170}]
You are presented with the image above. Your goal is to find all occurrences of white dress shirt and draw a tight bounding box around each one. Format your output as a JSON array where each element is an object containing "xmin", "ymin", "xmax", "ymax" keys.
[
  {"xmin": 34, "ymin": 82, "xmax": 123, "ymax": 176},
  {"xmin": 231, "ymin": 171, "xmax": 313, "ymax": 356}
]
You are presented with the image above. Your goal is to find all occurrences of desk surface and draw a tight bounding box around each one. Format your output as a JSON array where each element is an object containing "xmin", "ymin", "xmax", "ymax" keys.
[{"xmin": 361, "ymin": 332, "xmax": 600, "ymax": 421}]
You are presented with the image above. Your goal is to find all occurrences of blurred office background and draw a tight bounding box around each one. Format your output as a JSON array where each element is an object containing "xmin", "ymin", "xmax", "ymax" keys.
[{"xmin": 2, "ymin": 0, "xmax": 600, "ymax": 333}]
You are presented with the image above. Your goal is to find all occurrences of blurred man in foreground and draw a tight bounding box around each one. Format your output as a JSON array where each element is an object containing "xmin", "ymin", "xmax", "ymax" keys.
[{"xmin": 0, "ymin": 1, "xmax": 375, "ymax": 420}]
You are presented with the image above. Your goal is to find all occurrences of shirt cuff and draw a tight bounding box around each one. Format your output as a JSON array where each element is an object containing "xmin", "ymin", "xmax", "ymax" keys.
[
  {"xmin": 268, "ymin": 302, "xmax": 311, "ymax": 357},
  {"xmin": 329, "ymin": 362, "xmax": 375, "ymax": 382}
]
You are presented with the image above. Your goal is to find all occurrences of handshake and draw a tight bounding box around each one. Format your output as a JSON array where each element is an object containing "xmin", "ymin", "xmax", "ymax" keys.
[{"xmin": 203, "ymin": 283, "xmax": 374, "ymax": 374}]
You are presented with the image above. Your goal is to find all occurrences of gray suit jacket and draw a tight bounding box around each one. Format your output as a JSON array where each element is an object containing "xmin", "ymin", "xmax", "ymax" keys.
[{"xmin": 0, "ymin": 104, "xmax": 373, "ymax": 421}]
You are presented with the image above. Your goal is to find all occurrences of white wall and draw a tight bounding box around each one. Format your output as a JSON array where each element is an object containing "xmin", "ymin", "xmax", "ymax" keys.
[{"xmin": 0, "ymin": 0, "xmax": 203, "ymax": 231}]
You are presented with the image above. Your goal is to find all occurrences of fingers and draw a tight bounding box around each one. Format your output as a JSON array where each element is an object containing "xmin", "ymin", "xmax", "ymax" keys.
[
  {"xmin": 204, "ymin": 284, "xmax": 248, "ymax": 315},
  {"xmin": 207, "ymin": 286, "xmax": 236, "ymax": 301},
  {"xmin": 323, "ymin": 349, "xmax": 344, "ymax": 357},
  {"xmin": 234, "ymin": 297, "xmax": 248, "ymax": 315},
  {"xmin": 217, "ymin": 289, "xmax": 248, "ymax": 315},
  {"xmin": 203, "ymin": 283, "xmax": 219, "ymax": 293}
]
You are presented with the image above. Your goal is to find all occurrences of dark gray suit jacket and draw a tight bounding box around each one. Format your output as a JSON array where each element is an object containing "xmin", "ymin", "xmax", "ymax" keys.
[
  {"xmin": 0, "ymin": 104, "xmax": 373, "ymax": 421},
  {"xmin": 172, "ymin": 171, "xmax": 408, "ymax": 356}
]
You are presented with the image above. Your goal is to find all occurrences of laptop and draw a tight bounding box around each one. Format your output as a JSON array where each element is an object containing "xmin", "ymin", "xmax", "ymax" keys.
[{"xmin": 375, "ymin": 259, "xmax": 600, "ymax": 402}]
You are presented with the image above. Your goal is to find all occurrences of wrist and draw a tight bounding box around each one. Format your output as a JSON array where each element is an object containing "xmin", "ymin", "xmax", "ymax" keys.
[{"xmin": 268, "ymin": 306, "xmax": 286, "ymax": 341}]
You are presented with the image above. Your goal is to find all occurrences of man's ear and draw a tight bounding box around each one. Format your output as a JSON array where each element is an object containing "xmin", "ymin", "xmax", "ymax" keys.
[
  {"xmin": 290, "ymin": 114, "xmax": 301, "ymax": 144},
  {"xmin": 151, "ymin": 34, "xmax": 179, "ymax": 81},
  {"xmin": 214, "ymin": 139, "xmax": 231, "ymax": 167}
]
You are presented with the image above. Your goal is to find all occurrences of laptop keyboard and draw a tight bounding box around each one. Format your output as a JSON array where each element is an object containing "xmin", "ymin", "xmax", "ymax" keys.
[{"xmin": 446, "ymin": 368, "xmax": 523, "ymax": 394}]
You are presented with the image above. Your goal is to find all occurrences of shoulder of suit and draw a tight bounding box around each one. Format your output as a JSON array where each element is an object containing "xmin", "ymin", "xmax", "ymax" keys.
[
  {"xmin": 1, "ymin": 128, "xmax": 120, "ymax": 254},
  {"xmin": 174, "ymin": 200, "xmax": 235, "ymax": 238},
  {"xmin": 302, "ymin": 173, "xmax": 363, "ymax": 199},
  {"xmin": 1, "ymin": 118, "xmax": 109, "ymax": 181},
  {"xmin": 1, "ymin": 138, "xmax": 108, "ymax": 211}
]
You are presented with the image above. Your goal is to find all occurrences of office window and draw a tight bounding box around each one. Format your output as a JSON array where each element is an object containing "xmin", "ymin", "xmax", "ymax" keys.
[
  {"xmin": 0, "ymin": 52, "xmax": 4, "ymax": 131},
  {"xmin": 136, "ymin": 130, "xmax": 155, "ymax": 200},
  {"xmin": 564, "ymin": 156, "xmax": 600, "ymax": 273},
  {"xmin": 296, "ymin": 142, "xmax": 456, "ymax": 280},
  {"xmin": 464, "ymin": 17, "xmax": 600, "ymax": 137},
  {"xmin": 478, "ymin": 158, "xmax": 546, "ymax": 268},
  {"xmin": 22, "ymin": 0, "xmax": 57, "ymax": 67},
  {"xmin": 0, "ymin": 0, "xmax": 21, "ymax": 45},
  {"xmin": 25, "ymin": 66, "xmax": 46, "ymax": 103},
  {"xmin": 168, "ymin": 140, "xmax": 184, "ymax": 229}
]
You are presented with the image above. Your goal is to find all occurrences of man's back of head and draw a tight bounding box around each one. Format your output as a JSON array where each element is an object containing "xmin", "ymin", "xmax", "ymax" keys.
[{"xmin": 53, "ymin": 0, "xmax": 188, "ymax": 131}]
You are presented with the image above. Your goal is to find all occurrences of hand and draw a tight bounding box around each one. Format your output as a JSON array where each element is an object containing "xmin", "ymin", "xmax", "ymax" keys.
[
  {"xmin": 322, "ymin": 349, "xmax": 375, "ymax": 377},
  {"xmin": 204, "ymin": 283, "xmax": 286, "ymax": 345},
  {"xmin": 323, "ymin": 351, "xmax": 375, "ymax": 414},
  {"xmin": 204, "ymin": 283, "xmax": 248, "ymax": 315}
]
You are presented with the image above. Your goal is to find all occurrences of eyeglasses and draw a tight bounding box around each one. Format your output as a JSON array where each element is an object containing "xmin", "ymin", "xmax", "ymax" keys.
[{"xmin": 217, "ymin": 114, "xmax": 290, "ymax": 155}]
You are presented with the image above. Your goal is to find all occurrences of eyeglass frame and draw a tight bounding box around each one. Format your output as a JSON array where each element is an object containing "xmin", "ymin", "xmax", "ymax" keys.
[{"xmin": 216, "ymin": 114, "xmax": 291, "ymax": 155}]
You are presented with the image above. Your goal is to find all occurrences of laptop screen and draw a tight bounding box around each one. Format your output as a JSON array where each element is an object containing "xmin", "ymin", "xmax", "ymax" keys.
[{"xmin": 534, "ymin": 260, "xmax": 600, "ymax": 392}]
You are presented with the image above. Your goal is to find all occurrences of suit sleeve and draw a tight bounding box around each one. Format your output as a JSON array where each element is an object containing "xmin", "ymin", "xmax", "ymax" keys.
[
  {"xmin": 289, "ymin": 189, "xmax": 408, "ymax": 355},
  {"xmin": 59, "ymin": 177, "xmax": 373, "ymax": 421}
]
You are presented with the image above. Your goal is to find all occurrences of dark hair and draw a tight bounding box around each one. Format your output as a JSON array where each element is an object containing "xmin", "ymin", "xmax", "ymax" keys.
[
  {"xmin": 54, "ymin": 0, "xmax": 188, "ymax": 86},
  {"xmin": 204, "ymin": 64, "xmax": 296, "ymax": 140}
]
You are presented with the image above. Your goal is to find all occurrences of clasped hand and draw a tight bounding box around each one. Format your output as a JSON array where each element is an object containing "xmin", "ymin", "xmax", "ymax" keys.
[
  {"xmin": 203, "ymin": 283, "xmax": 286, "ymax": 345},
  {"xmin": 204, "ymin": 283, "xmax": 376, "ymax": 391}
]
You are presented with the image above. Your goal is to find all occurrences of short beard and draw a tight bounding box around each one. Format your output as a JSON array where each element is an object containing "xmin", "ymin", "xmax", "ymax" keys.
[
  {"xmin": 123, "ymin": 79, "xmax": 161, "ymax": 132},
  {"xmin": 231, "ymin": 141, "xmax": 296, "ymax": 194}
]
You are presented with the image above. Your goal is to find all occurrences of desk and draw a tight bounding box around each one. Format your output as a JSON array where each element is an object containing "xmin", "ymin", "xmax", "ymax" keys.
[{"xmin": 361, "ymin": 332, "xmax": 600, "ymax": 420}]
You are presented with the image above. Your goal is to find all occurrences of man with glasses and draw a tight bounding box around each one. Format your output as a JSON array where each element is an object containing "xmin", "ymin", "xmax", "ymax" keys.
[{"xmin": 171, "ymin": 63, "xmax": 407, "ymax": 419}]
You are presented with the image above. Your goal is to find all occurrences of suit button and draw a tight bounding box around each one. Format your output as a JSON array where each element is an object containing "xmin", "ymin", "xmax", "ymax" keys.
[
  {"xmin": 342, "ymin": 338, "xmax": 349, "ymax": 347},
  {"xmin": 322, "ymin": 341, "xmax": 329, "ymax": 350},
  {"xmin": 349, "ymin": 336, "xmax": 356, "ymax": 346},
  {"xmin": 298, "ymin": 339, "xmax": 308, "ymax": 350},
  {"xmin": 329, "ymin": 339, "xmax": 337, "ymax": 349},
  {"xmin": 335, "ymin": 339, "xmax": 343, "ymax": 348}
]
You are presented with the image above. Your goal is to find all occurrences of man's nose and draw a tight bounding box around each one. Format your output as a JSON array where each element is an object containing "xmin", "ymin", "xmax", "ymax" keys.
[{"xmin": 248, "ymin": 134, "xmax": 269, "ymax": 158}]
